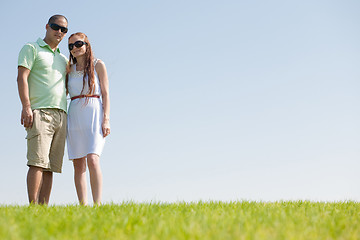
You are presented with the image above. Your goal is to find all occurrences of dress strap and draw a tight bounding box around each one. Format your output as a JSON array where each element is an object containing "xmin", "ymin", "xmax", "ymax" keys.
[{"xmin": 94, "ymin": 58, "xmax": 100, "ymax": 66}]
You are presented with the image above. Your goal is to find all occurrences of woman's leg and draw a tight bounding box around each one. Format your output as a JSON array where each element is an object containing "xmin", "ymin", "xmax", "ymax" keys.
[
  {"xmin": 73, "ymin": 158, "xmax": 88, "ymax": 205},
  {"xmin": 87, "ymin": 154, "xmax": 102, "ymax": 205}
]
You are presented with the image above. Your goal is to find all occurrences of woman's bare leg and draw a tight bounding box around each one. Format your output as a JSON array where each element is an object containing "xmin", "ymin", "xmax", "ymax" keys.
[
  {"xmin": 73, "ymin": 158, "xmax": 88, "ymax": 205},
  {"xmin": 87, "ymin": 154, "xmax": 102, "ymax": 205}
]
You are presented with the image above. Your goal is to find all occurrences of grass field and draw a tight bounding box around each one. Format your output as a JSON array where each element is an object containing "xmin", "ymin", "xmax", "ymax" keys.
[{"xmin": 1, "ymin": 201, "xmax": 359, "ymax": 239}]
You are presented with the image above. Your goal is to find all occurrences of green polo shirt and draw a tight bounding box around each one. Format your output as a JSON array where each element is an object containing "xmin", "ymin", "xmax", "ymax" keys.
[{"xmin": 18, "ymin": 38, "xmax": 68, "ymax": 112}]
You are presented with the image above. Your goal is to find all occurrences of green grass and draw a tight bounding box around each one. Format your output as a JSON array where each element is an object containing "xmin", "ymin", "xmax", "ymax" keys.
[{"xmin": 1, "ymin": 201, "xmax": 359, "ymax": 239}]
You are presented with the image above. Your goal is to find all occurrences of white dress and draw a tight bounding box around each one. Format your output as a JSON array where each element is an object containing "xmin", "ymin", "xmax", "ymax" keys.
[{"xmin": 67, "ymin": 60, "xmax": 105, "ymax": 160}]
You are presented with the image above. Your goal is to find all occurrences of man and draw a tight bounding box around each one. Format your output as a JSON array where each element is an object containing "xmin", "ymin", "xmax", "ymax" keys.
[{"xmin": 17, "ymin": 15, "xmax": 68, "ymax": 204}]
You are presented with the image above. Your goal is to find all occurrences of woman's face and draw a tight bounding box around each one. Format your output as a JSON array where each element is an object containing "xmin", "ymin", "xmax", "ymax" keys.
[{"xmin": 68, "ymin": 35, "xmax": 87, "ymax": 59}]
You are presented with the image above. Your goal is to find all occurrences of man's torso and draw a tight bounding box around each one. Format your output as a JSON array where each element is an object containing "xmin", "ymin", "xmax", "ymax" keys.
[{"xmin": 18, "ymin": 38, "xmax": 68, "ymax": 112}]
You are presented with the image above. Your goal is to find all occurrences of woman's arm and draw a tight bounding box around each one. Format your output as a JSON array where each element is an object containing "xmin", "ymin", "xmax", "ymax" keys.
[{"xmin": 96, "ymin": 60, "xmax": 110, "ymax": 137}]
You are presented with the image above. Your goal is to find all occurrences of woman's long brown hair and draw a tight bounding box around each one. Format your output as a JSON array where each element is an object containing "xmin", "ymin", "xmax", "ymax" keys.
[{"xmin": 66, "ymin": 32, "xmax": 95, "ymax": 103}]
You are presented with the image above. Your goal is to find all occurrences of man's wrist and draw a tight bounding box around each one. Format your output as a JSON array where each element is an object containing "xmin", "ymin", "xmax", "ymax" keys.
[{"xmin": 22, "ymin": 104, "xmax": 31, "ymax": 110}]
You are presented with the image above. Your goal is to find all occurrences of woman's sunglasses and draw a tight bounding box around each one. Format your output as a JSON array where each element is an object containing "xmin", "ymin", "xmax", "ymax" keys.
[
  {"xmin": 49, "ymin": 23, "xmax": 68, "ymax": 33},
  {"xmin": 68, "ymin": 41, "xmax": 87, "ymax": 51}
]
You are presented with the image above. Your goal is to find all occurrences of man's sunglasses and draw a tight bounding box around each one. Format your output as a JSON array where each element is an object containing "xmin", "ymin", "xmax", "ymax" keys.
[
  {"xmin": 49, "ymin": 23, "xmax": 68, "ymax": 33},
  {"xmin": 68, "ymin": 41, "xmax": 87, "ymax": 51}
]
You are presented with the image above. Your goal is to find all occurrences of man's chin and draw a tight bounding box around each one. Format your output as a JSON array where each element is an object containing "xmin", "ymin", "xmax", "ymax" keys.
[{"xmin": 54, "ymin": 35, "xmax": 63, "ymax": 42}]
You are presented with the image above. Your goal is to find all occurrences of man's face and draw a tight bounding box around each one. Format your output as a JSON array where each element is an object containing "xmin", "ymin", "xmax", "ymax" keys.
[{"xmin": 46, "ymin": 17, "xmax": 68, "ymax": 44}]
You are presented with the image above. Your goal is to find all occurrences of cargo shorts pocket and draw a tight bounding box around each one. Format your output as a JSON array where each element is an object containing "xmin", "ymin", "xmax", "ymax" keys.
[
  {"xmin": 25, "ymin": 126, "xmax": 40, "ymax": 140},
  {"xmin": 25, "ymin": 109, "xmax": 42, "ymax": 139},
  {"xmin": 26, "ymin": 132, "xmax": 40, "ymax": 140}
]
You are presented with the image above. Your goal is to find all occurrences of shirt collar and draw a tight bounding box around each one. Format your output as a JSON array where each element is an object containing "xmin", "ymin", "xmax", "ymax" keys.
[{"xmin": 37, "ymin": 38, "xmax": 61, "ymax": 53}]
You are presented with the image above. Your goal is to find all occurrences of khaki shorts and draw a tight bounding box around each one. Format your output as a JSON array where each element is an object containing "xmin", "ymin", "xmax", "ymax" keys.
[{"xmin": 26, "ymin": 109, "xmax": 67, "ymax": 173}]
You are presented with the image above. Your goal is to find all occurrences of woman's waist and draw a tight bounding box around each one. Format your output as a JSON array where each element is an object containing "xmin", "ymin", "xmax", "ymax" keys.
[
  {"xmin": 69, "ymin": 94, "xmax": 101, "ymax": 100},
  {"xmin": 68, "ymin": 100, "xmax": 103, "ymax": 110},
  {"xmin": 70, "ymin": 94, "xmax": 100, "ymax": 100},
  {"xmin": 68, "ymin": 96, "xmax": 102, "ymax": 106}
]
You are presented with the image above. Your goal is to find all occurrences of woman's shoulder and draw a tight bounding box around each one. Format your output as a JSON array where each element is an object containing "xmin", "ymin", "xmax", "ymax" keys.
[
  {"xmin": 95, "ymin": 59, "xmax": 106, "ymax": 72},
  {"xmin": 94, "ymin": 58, "xmax": 105, "ymax": 66}
]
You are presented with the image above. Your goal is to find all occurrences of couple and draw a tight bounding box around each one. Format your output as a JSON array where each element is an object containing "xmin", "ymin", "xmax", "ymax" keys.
[{"xmin": 17, "ymin": 15, "xmax": 110, "ymax": 205}]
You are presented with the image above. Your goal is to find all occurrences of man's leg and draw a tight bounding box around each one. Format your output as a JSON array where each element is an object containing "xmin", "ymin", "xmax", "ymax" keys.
[
  {"xmin": 26, "ymin": 109, "xmax": 52, "ymax": 204},
  {"xmin": 38, "ymin": 171, "xmax": 53, "ymax": 205},
  {"xmin": 27, "ymin": 166, "xmax": 43, "ymax": 204}
]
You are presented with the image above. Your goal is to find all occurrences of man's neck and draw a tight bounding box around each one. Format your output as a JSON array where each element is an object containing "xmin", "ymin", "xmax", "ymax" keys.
[{"xmin": 43, "ymin": 37, "xmax": 58, "ymax": 52}]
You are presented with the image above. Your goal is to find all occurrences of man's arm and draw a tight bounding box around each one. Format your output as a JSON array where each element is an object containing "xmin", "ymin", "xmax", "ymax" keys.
[{"xmin": 17, "ymin": 66, "xmax": 33, "ymax": 128}]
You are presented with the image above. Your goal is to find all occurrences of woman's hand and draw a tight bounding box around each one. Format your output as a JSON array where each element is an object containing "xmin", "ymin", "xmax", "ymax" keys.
[{"xmin": 102, "ymin": 118, "xmax": 110, "ymax": 137}]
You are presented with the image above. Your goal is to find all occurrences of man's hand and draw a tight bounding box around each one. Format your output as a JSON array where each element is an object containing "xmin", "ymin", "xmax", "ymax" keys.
[{"xmin": 21, "ymin": 107, "xmax": 33, "ymax": 128}]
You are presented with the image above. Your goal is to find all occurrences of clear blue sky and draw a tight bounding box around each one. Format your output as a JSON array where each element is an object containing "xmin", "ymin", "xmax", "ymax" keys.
[{"xmin": 1, "ymin": 0, "xmax": 360, "ymax": 205}]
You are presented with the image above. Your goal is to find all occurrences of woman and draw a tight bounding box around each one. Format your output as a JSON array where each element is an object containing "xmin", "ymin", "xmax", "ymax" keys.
[{"xmin": 66, "ymin": 32, "xmax": 110, "ymax": 205}]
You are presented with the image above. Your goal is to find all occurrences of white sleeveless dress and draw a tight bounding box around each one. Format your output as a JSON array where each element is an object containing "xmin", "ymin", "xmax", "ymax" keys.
[{"xmin": 67, "ymin": 60, "xmax": 105, "ymax": 160}]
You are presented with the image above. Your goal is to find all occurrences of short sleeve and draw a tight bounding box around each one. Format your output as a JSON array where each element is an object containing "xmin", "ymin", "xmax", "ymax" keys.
[{"xmin": 18, "ymin": 44, "xmax": 36, "ymax": 70}]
